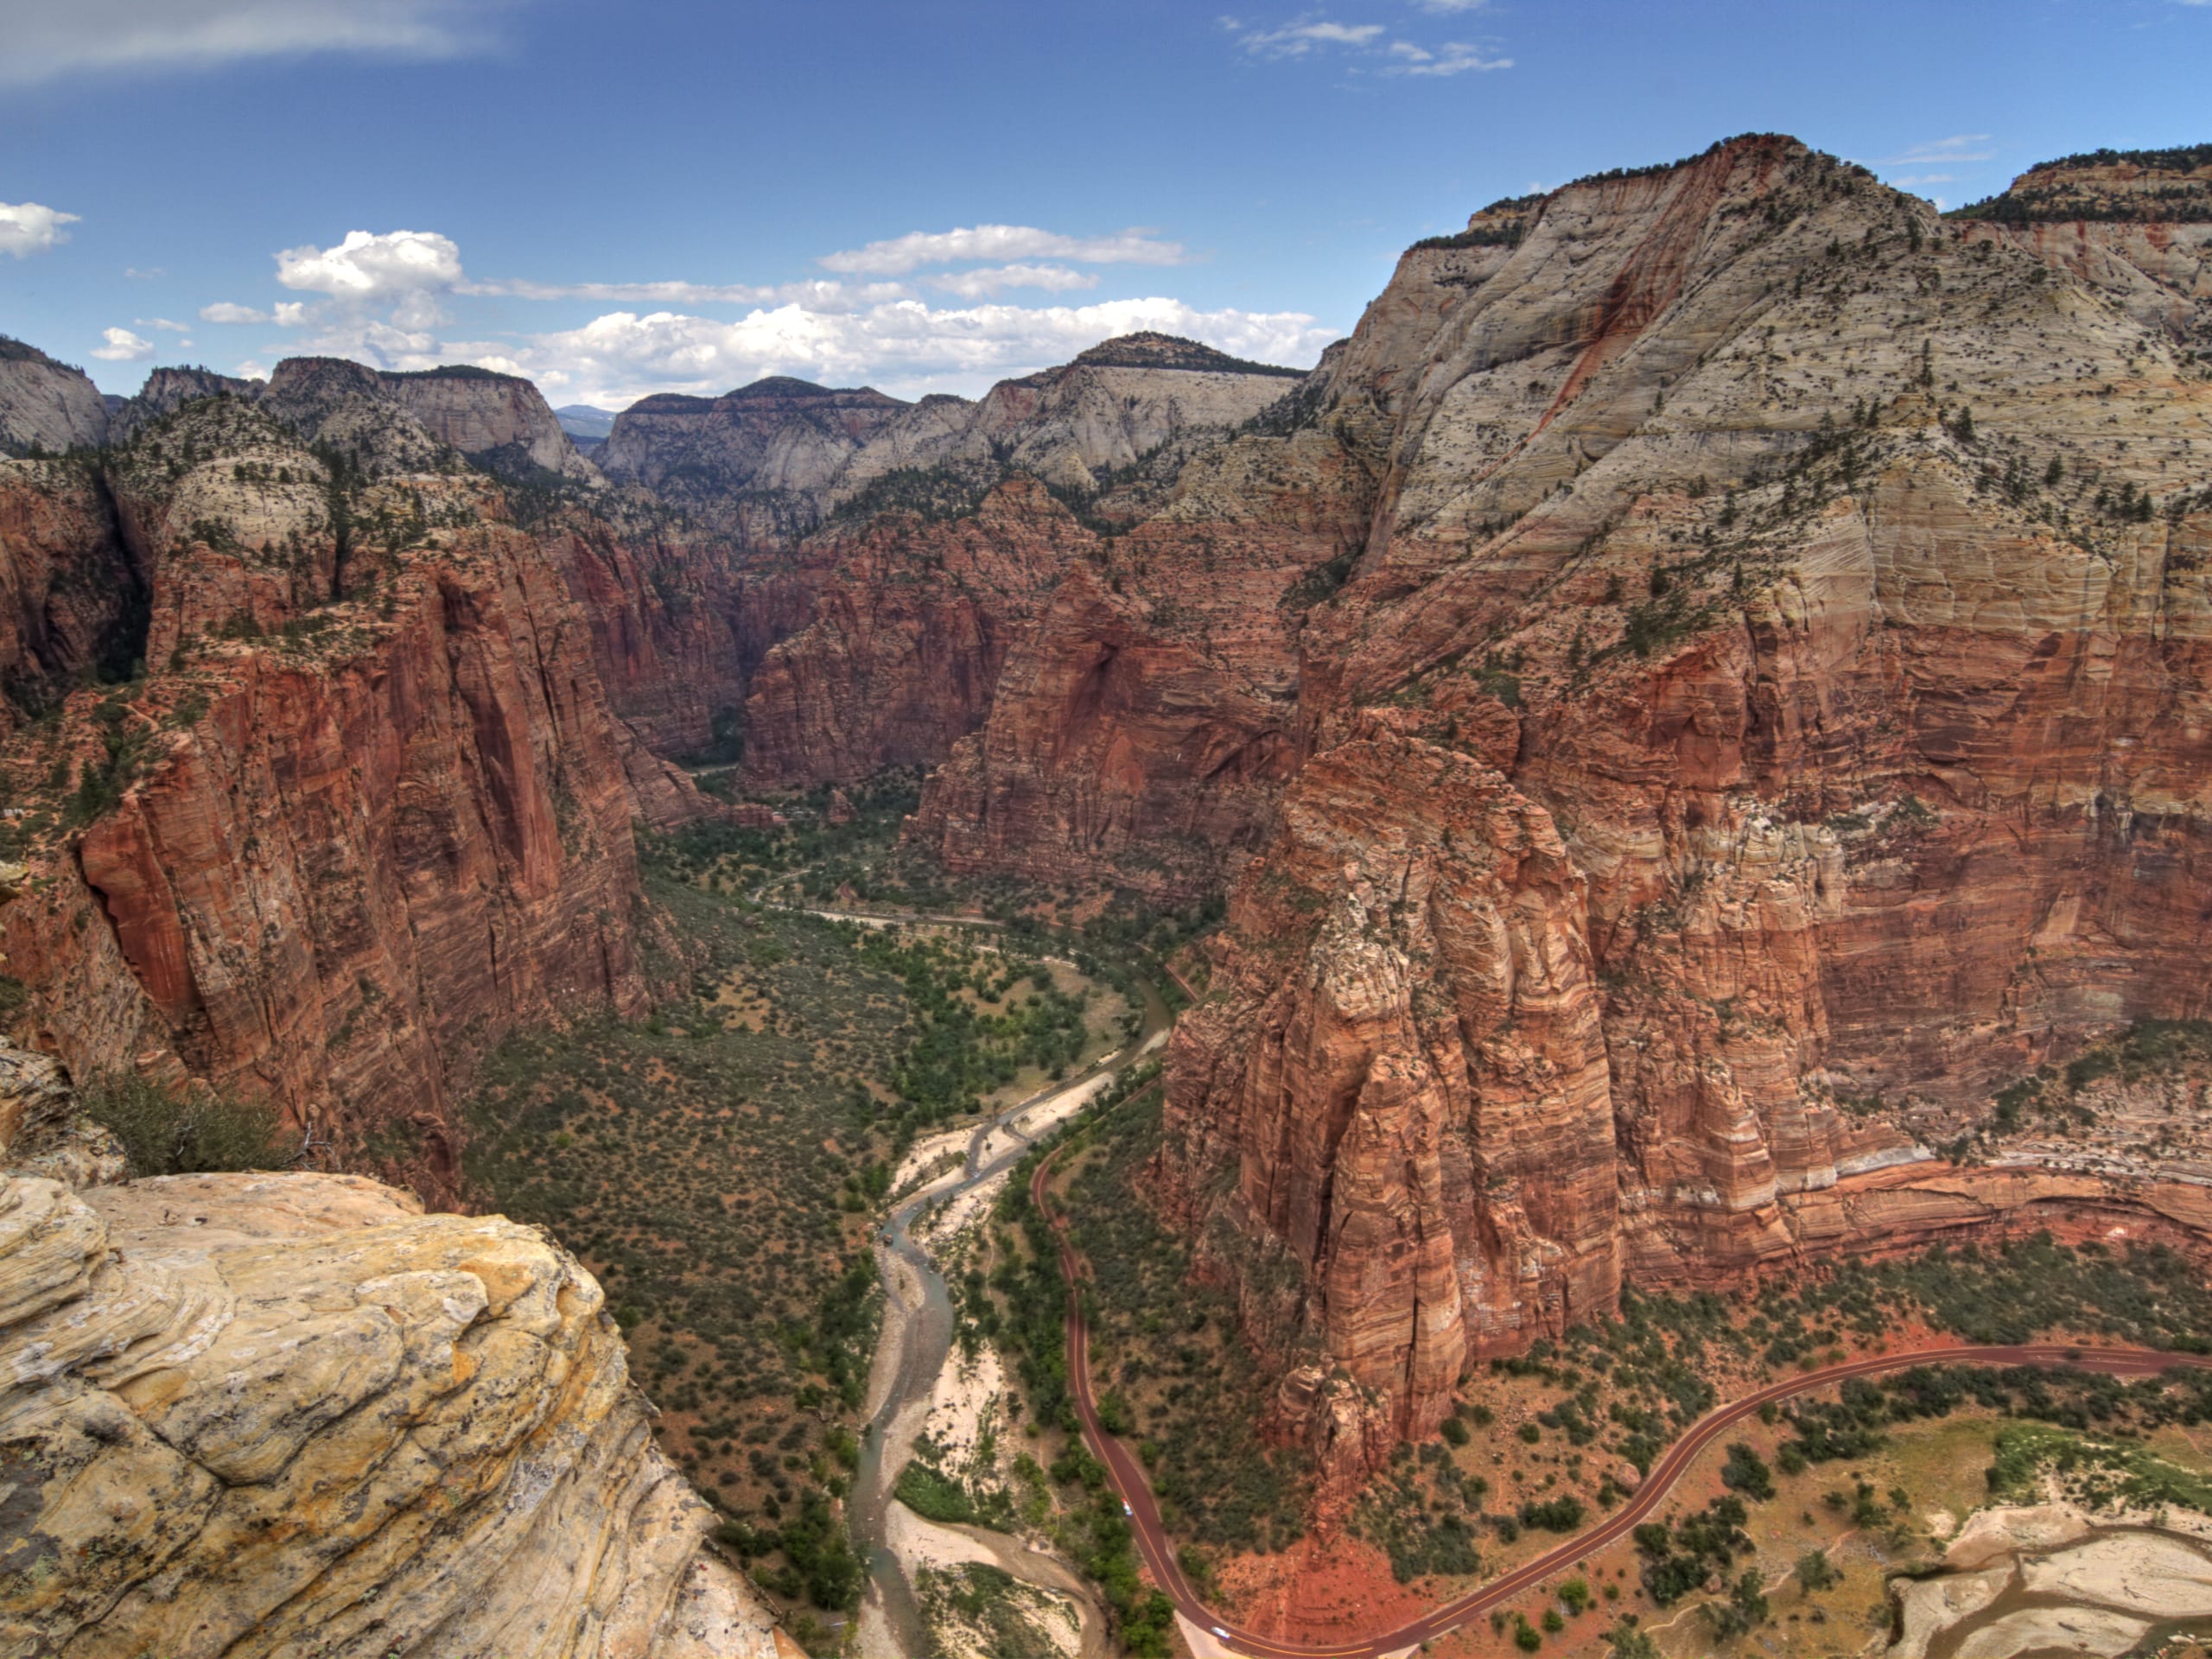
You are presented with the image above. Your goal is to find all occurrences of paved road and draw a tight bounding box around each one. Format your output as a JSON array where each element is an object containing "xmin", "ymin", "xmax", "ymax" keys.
[{"xmin": 1030, "ymin": 1141, "xmax": 2210, "ymax": 1659}]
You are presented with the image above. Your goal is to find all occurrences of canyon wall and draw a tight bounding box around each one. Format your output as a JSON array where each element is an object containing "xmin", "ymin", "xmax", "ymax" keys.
[
  {"xmin": 896, "ymin": 137, "xmax": 2212, "ymax": 1446},
  {"xmin": 0, "ymin": 391, "xmax": 684, "ymax": 1195}
]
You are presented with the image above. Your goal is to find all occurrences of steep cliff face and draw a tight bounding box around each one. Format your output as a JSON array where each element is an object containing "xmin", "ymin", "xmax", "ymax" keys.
[
  {"xmin": 380, "ymin": 365, "xmax": 599, "ymax": 480},
  {"xmin": 245, "ymin": 357, "xmax": 594, "ymax": 481},
  {"xmin": 111, "ymin": 366, "xmax": 266, "ymax": 442},
  {"xmin": 0, "ymin": 339, "xmax": 109, "ymax": 456},
  {"xmin": 909, "ymin": 408, "xmax": 1372, "ymax": 891},
  {"xmin": 0, "ymin": 394, "xmax": 670, "ymax": 1193},
  {"xmin": 0, "ymin": 1166, "xmax": 791, "ymax": 1657},
  {"xmin": 597, "ymin": 378, "xmax": 912, "ymax": 537},
  {"xmin": 1160, "ymin": 724, "xmax": 1618, "ymax": 1441},
  {"xmin": 736, "ymin": 477, "xmax": 1092, "ymax": 785},
  {"xmin": 0, "ymin": 458, "xmax": 148, "ymax": 732},
  {"xmin": 989, "ymin": 133, "xmax": 2212, "ymax": 1447}
]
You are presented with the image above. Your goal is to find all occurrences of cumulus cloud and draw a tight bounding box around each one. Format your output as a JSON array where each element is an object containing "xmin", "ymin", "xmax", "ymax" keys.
[
  {"xmin": 0, "ymin": 0, "xmax": 511, "ymax": 86},
  {"xmin": 819, "ymin": 226, "xmax": 1185, "ymax": 276},
  {"xmin": 0, "ymin": 200, "xmax": 79, "ymax": 258},
  {"xmin": 200, "ymin": 223, "xmax": 1336, "ymax": 406},
  {"xmin": 422, "ymin": 296, "xmax": 1336, "ymax": 408},
  {"xmin": 276, "ymin": 227, "xmax": 464, "ymax": 296},
  {"xmin": 91, "ymin": 327, "xmax": 155, "ymax": 361},
  {"xmin": 136, "ymin": 317, "xmax": 192, "ymax": 332},
  {"xmin": 925, "ymin": 264, "xmax": 1099, "ymax": 299},
  {"xmin": 460, "ymin": 276, "xmax": 910, "ymax": 307}
]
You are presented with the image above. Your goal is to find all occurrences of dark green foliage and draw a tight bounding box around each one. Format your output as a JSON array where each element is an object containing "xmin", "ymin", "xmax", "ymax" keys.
[
  {"xmin": 1634, "ymin": 1495, "xmax": 1750, "ymax": 1605},
  {"xmin": 1014, "ymin": 1083, "xmax": 1310, "ymax": 1554},
  {"xmin": 1407, "ymin": 196, "xmax": 1538, "ymax": 253},
  {"xmin": 893, "ymin": 1460, "xmax": 982, "ymax": 1525},
  {"xmin": 1518, "ymin": 1496, "xmax": 1586, "ymax": 1532},
  {"xmin": 1719, "ymin": 1441, "xmax": 1775, "ymax": 1501},
  {"xmin": 82, "ymin": 1072, "xmax": 296, "ymax": 1175}
]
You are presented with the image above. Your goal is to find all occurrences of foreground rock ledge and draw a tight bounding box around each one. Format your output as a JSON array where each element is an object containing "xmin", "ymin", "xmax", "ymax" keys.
[{"xmin": 0, "ymin": 1169, "xmax": 795, "ymax": 1658}]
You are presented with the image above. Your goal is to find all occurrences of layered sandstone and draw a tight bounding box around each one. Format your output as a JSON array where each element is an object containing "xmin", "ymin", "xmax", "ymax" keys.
[
  {"xmin": 737, "ymin": 476, "xmax": 1093, "ymax": 785},
  {"xmin": 0, "ymin": 393, "xmax": 668, "ymax": 1192},
  {"xmin": 884, "ymin": 135, "xmax": 2212, "ymax": 1445},
  {"xmin": 0, "ymin": 338, "xmax": 108, "ymax": 456},
  {"xmin": 110, "ymin": 366, "xmax": 264, "ymax": 442},
  {"xmin": 0, "ymin": 1166, "xmax": 791, "ymax": 1657},
  {"xmin": 595, "ymin": 335, "xmax": 1303, "ymax": 542}
]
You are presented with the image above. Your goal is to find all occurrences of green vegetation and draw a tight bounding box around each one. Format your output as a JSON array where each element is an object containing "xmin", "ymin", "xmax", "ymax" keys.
[
  {"xmin": 1985, "ymin": 1421, "xmax": 2212, "ymax": 1514},
  {"xmin": 1356, "ymin": 1440, "xmax": 1488, "ymax": 1581},
  {"xmin": 461, "ymin": 875, "xmax": 909, "ymax": 1611},
  {"xmin": 1405, "ymin": 195, "xmax": 1539, "ymax": 253},
  {"xmin": 82, "ymin": 1071, "xmax": 296, "ymax": 1175},
  {"xmin": 913, "ymin": 1562, "xmax": 1073, "ymax": 1659}
]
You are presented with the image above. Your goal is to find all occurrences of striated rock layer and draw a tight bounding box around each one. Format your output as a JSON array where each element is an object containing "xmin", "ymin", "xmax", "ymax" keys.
[
  {"xmin": 0, "ymin": 1166, "xmax": 791, "ymax": 1657},
  {"xmin": 886, "ymin": 137, "xmax": 2212, "ymax": 1450},
  {"xmin": 0, "ymin": 390, "xmax": 696, "ymax": 1195}
]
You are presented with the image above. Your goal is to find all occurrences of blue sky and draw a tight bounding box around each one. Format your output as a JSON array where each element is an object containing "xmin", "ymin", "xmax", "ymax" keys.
[{"xmin": 3, "ymin": 0, "xmax": 2206, "ymax": 407}]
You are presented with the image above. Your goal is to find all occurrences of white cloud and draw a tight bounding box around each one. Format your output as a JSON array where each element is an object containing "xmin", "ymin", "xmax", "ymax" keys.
[
  {"xmin": 1236, "ymin": 18, "xmax": 1386, "ymax": 55},
  {"xmin": 1876, "ymin": 134, "xmax": 1995, "ymax": 166},
  {"xmin": 276, "ymin": 227, "xmax": 464, "ymax": 296},
  {"xmin": 0, "ymin": 200, "xmax": 79, "ymax": 258},
  {"xmin": 135, "ymin": 316, "xmax": 191, "ymax": 332},
  {"xmin": 1411, "ymin": 0, "xmax": 1487, "ymax": 10},
  {"xmin": 1383, "ymin": 39, "xmax": 1510, "ymax": 73},
  {"xmin": 459, "ymin": 276, "xmax": 912, "ymax": 307},
  {"xmin": 125, "ymin": 265, "xmax": 165, "ymax": 280},
  {"xmin": 91, "ymin": 327, "xmax": 154, "ymax": 361},
  {"xmin": 1888, "ymin": 172, "xmax": 1956, "ymax": 188},
  {"xmin": 411, "ymin": 296, "xmax": 1336, "ymax": 408},
  {"xmin": 819, "ymin": 225, "xmax": 1186, "ymax": 276},
  {"xmin": 199, "ymin": 299, "xmax": 308, "ymax": 325},
  {"xmin": 925, "ymin": 264, "xmax": 1099, "ymax": 299},
  {"xmin": 0, "ymin": 0, "xmax": 510, "ymax": 86}
]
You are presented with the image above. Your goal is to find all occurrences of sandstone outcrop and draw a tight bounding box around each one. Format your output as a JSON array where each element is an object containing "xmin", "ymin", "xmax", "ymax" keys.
[
  {"xmin": 0, "ymin": 457, "xmax": 149, "ymax": 731},
  {"xmin": 0, "ymin": 392, "xmax": 664, "ymax": 1193},
  {"xmin": 893, "ymin": 135, "xmax": 2212, "ymax": 1444},
  {"xmin": 0, "ymin": 1166, "xmax": 791, "ymax": 1657},
  {"xmin": 110, "ymin": 366, "xmax": 264, "ymax": 442},
  {"xmin": 0, "ymin": 338, "xmax": 108, "ymax": 457},
  {"xmin": 737, "ymin": 476, "xmax": 1093, "ymax": 785},
  {"xmin": 595, "ymin": 334, "xmax": 1302, "ymax": 541}
]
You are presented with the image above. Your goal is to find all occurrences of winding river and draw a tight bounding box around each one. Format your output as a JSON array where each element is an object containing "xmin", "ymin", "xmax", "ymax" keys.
[{"xmin": 799, "ymin": 899, "xmax": 1173, "ymax": 1656}]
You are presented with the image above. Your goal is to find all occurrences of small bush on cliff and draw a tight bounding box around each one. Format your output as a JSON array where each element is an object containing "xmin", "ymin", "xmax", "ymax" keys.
[{"xmin": 83, "ymin": 1072, "xmax": 296, "ymax": 1175}]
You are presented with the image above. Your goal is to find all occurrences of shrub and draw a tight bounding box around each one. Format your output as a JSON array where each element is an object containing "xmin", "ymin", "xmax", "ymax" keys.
[{"xmin": 82, "ymin": 1072, "xmax": 296, "ymax": 1176}]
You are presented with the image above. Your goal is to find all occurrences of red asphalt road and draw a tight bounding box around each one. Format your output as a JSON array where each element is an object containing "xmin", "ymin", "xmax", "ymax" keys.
[{"xmin": 1030, "ymin": 1143, "xmax": 2211, "ymax": 1659}]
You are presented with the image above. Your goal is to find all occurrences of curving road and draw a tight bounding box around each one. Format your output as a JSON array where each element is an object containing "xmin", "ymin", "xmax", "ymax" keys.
[{"xmin": 1030, "ymin": 1140, "xmax": 2211, "ymax": 1659}]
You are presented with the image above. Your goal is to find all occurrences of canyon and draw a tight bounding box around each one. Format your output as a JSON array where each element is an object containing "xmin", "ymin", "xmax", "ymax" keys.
[{"xmin": 2, "ymin": 130, "xmax": 2211, "ymax": 1649}]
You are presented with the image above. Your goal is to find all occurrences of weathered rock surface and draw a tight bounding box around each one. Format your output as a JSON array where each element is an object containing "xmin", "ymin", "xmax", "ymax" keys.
[
  {"xmin": 0, "ymin": 339, "xmax": 107, "ymax": 457},
  {"xmin": 246, "ymin": 357, "xmax": 595, "ymax": 481},
  {"xmin": 0, "ymin": 395, "xmax": 668, "ymax": 1194},
  {"xmin": 596, "ymin": 334, "xmax": 1301, "ymax": 543},
  {"xmin": 0, "ymin": 458, "xmax": 149, "ymax": 732},
  {"xmin": 110, "ymin": 366, "xmax": 264, "ymax": 443},
  {"xmin": 890, "ymin": 136, "xmax": 2212, "ymax": 1447},
  {"xmin": 0, "ymin": 1168, "xmax": 791, "ymax": 1657},
  {"xmin": 739, "ymin": 477, "xmax": 1093, "ymax": 785}
]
